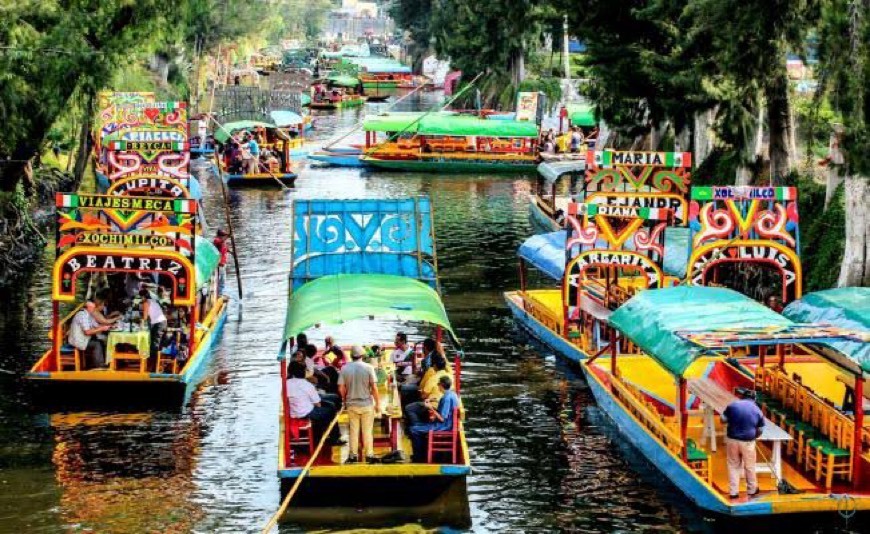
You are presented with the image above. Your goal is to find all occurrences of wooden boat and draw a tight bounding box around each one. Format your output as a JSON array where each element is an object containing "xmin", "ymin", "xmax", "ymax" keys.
[
  {"xmin": 360, "ymin": 113, "xmax": 540, "ymax": 173},
  {"xmin": 310, "ymin": 75, "xmax": 365, "ymax": 109},
  {"xmin": 506, "ymin": 151, "xmax": 695, "ymax": 360},
  {"xmin": 213, "ymin": 120, "xmax": 298, "ymax": 187},
  {"xmin": 365, "ymin": 94, "xmax": 391, "ymax": 103},
  {"xmin": 275, "ymin": 198, "xmax": 470, "ymax": 528},
  {"xmin": 581, "ymin": 285, "xmax": 870, "ymax": 516},
  {"xmin": 306, "ymin": 149, "xmax": 367, "ymax": 168},
  {"xmin": 530, "ymin": 158, "xmax": 586, "ymax": 232},
  {"xmin": 25, "ymin": 191, "xmax": 228, "ymax": 410}
]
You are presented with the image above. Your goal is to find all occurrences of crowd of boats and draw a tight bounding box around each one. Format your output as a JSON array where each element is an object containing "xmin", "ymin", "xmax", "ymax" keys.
[{"xmin": 21, "ymin": 47, "xmax": 870, "ymax": 527}]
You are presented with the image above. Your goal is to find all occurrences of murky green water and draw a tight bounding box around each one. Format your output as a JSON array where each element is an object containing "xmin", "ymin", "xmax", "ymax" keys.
[{"xmin": 0, "ymin": 93, "xmax": 861, "ymax": 533}]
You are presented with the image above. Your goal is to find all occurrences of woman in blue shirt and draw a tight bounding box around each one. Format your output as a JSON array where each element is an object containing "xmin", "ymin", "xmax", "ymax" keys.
[{"xmin": 409, "ymin": 374, "xmax": 459, "ymax": 462}]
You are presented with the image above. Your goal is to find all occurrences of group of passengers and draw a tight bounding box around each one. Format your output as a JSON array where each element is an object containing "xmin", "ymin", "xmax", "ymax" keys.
[
  {"xmin": 221, "ymin": 129, "xmax": 284, "ymax": 175},
  {"xmin": 284, "ymin": 331, "xmax": 460, "ymax": 464},
  {"xmin": 66, "ymin": 274, "xmax": 188, "ymax": 371},
  {"xmin": 539, "ymin": 125, "xmax": 599, "ymax": 154}
]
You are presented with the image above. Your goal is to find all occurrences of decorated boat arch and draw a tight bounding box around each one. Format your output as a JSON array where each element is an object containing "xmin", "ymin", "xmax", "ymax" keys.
[{"xmin": 686, "ymin": 185, "xmax": 801, "ymax": 304}]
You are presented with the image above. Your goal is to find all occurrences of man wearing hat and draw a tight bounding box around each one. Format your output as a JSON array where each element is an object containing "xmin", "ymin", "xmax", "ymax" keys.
[
  {"xmin": 338, "ymin": 345, "xmax": 381, "ymax": 463},
  {"xmin": 722, "ymin": 387, "xmax": 765, "ymax": 499},
  {"xmin": 213, "ymin": 229, "xmax": 232, "ymax": 296}
]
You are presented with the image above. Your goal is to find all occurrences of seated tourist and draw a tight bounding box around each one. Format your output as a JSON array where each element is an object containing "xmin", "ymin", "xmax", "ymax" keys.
[
  {"xmin": 324, "ymin": 336, "xmax": 347, "ymax": 369},
  {"xmin": 286, "ymin": 360, "xmax": 343, "ymax": 445},
  {"xmin": 399, "ymin": 337, "xmax": 438, "ymax": 406},
  {"xmin": 404, "ymin": 352, "xmax": 451, "ymax": 426},
  {"xmin": 408, "ymin": 375, "xmax": 460, "ymax": 463},
  {"xmin": 68, "ymin": 300, "xmax": 112, "ymax": 369},
  {"xmin": 92, "ymin": 291, "xmax": 122, "ymax": 326}
]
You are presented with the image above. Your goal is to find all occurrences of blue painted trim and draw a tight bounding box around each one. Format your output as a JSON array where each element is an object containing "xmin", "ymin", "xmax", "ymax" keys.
[
  {"xmin": 307, "ymin": 153, "xmax": 366, "ymax": 167},
  {"xmin": 505, "ymin": 295, "xmax": 586, "ymax": 363},
  {"xmin": 179, "ymin": 301, "xmax": 229, "ymax": 387},
  {"xmin": 440, "ymin": 465, "xmax": 471, "ymax": 476},
  {"xmin": 26, "ymin": 371, "xmax": 50, "ymax": 378},
  {"xmin": 582, "ymin": 366, "xmax": 775, "ymax": 516},
  {"xmin": 278, "ymin": 468, "xmax": 304, "ymax": 479}
]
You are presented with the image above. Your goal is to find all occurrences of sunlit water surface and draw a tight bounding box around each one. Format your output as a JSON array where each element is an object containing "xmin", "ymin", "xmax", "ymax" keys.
[{"xmin": 0, "ymin": 93, "xmax": 861, "ymax": 533}]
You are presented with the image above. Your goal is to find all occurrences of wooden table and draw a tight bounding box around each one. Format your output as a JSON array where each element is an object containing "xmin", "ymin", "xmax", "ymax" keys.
[{"xmin": 689, "ymin": 378, "xmax": 792, "ymax": 480}]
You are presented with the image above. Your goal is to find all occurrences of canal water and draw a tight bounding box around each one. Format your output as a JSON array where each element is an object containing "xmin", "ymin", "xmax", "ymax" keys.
[{"xmin": 0, "ymin": 92, "xmax": 857, "ymax": 533}]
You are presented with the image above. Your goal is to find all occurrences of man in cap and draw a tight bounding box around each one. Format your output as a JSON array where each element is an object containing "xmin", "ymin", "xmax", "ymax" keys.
[
  {"xmin": 722, "ymin": 387, "xmax": 765, "ymax": 499},
  {"xmin": 338, "ymin": 345, "xmax": 381, "ymax": 463}
]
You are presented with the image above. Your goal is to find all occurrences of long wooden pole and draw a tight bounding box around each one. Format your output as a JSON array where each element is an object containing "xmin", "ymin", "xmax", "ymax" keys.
[
  {"xmin": 211, "ymin": 153, "xmax": 244, "ymax": 300},
  {"xmin": 262, "ymin": 408, "xmax": 344, "ymax": 533},
  {"xmin": 322, "ymin": 82, "xmax": 428, "ymax": 150}
]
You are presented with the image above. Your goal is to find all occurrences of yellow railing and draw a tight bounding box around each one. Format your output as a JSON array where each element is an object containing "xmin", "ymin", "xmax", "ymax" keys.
[
  {"xmin": 610, "ymin": 373, "xmax": 682, "ymax": 454},
  {"xmin": 521, "ymin": 292, "xmax": 562, "ymax": 335}
]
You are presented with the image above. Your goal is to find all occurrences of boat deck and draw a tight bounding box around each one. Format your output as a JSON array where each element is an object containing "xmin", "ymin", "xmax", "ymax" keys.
[{"xmin": 589, "ymin": 356, "xmax": 870, "ymax": 504}]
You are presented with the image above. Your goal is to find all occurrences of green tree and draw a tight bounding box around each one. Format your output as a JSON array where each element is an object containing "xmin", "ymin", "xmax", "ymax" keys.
[
  {"xmin": 390, "ymin": 0, "xmax": 434, "ymax": 70},
  {"xmin": 0, "ymin": 1, "xmax": 171, "ymax": 191}
]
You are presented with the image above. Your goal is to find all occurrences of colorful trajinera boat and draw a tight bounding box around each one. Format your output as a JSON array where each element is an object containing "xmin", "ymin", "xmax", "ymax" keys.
[
  {"xmin": 213, "ymin": 120, "xmax": 298, "ymax": 186},
  {"xmin": 275, "ymin": 198, "xmax": 470, "ymax": 527},
  {"xmin": 582, "ymin": 286, "xmax": 870, "ymax": 516},
  {"xmin": 27, "ymin": 94, "xmax": 228, "ymax": 409},
  {"xmin": 310, "ymin": 75, "xmax": 365, "ymax": 109},
  {"xmin": 360, "ymin": 114, "xmax": 540, "ymax": 173},
  {"xmin": 530, "ymin": 158, "xmax": 586, "ymax": 232},
  {"xmin": 507, "ymin": 150, "xmax": 694, "ymax": 358}
]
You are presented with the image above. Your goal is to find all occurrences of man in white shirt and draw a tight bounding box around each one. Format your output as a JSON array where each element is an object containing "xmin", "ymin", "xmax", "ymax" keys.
[
  {"xmin": 390, "ymin": 332, "xmax": 414, "ymax": 383},
  {"xmin": 286, "ymin": 360, "xmax": 343, "ymax": 445},
  {"xmin": 67, "ymin": 300, "xmax": 112, "ymax": 369}
]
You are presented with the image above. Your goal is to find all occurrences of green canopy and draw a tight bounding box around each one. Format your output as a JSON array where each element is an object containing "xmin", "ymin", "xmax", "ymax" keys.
[
  {"xmin": 195, "ymin": 238, "xmax": 220, "ymax": 290},
  {"xmin": 609, "ymin": 286, "xmax": 793, "ymax": 376},
  {"xmin": 214, "ymin": 120, "xmax": 276, "ymax": 143},
  {"xmin": 282, "ymin": 273, "xmax": 455, "ymax": 342},
  {"xmin": 416, "ymin": 114, "xmax": 540, "ymax": 138},
  {"xmin": 327, "ymin": 74, "xmax": 360, "ymax": 88},
  {"xmin": 567, "ymin": 103, "xmax": 596, "ymax": 127},
  {"xmin": 363, "ymin": 112, "xmax": 428, "ymax": 132}
]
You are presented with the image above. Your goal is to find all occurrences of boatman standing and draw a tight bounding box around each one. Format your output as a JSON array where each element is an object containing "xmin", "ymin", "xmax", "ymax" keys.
[
  {"xmin": 339, "ymin": 345, "xmax": 381, "ymax": 464},
  {"xmin": 213, "ymin": 229, "xmax": 231, "ymax": 296},
  {"xmin": 721, "ymin": 387, "xmax": 765, "ymax": 499}
]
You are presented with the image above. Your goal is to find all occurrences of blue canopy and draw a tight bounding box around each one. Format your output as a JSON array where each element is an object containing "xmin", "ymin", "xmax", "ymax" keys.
[
  {"xmin": 783, "ymin": 288, "xmax": 870, "ymax": 369},
  {"xmin": 270, "ymin": 110, "xmax": 304, "ymax": 127},
  {"xmin": 291, "ymin": 198, "xmax": 436, "ymax": 290},
  {"xmin": 519, "ymin": 231, "xmax": 565, "ymax": 280},
  {"xmin": 520, "ymin": 227, "xmax": 690, "ymax": 281}
]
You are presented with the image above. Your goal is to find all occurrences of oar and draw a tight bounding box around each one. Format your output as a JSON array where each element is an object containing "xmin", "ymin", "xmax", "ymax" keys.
[
  {"xmin": 321, "ymin": 81, "xmax": 428, "ymax": 151},
  {"xmin": 210, "ymin": 160, "xmax": 244, "ymax": 302},
  {"xmin": 208, "ymin": 115, "xmax": 294, "ymax": 191},
  {"xmin": 261, "ymin": 407, "xmax": 344, "ymax": 533}
]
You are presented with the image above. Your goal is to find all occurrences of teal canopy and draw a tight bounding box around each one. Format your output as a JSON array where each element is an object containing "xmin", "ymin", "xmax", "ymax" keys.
[
  {"xmin": 784, "ymin": 288, "xmax": 870, "ymax": 370},
  {"xmin": 567, "ymin": 103, "xmax": 596, "ymax": 127},
  {"xmin": 195, "ymin": 238, "xmax": 220, "ymax": 290},
  {"xmin": 214, "ymin": 120, "xmax": 275, "ymax": 143},
  {"xmin": 609, "ymin": 287, "xmax": 793, "ymax": 376},
  {"xmin": 282, "ymin": 273, "xmax": 455, "ymax": 341},
  {"xmin": 270, "ymin": 110, "xmax": 304, "ymax": 127}
]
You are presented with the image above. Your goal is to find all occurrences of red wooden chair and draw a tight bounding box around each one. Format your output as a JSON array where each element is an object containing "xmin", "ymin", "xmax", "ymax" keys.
[
  {"xmin": 288, "ymin": 417, "xmax": 314, "ymax": 453},
  {"xmin": 427, "ymin": 407, "xmax": 460, "ymax": 464}
]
